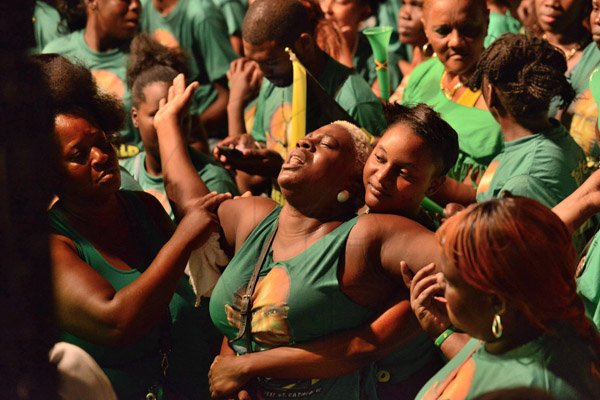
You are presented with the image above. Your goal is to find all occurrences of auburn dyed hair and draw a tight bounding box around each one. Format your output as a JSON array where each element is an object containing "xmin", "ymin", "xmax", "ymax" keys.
[{"xmin": 437, "ymin": 196, "xmax": 600, "ymax": 371}]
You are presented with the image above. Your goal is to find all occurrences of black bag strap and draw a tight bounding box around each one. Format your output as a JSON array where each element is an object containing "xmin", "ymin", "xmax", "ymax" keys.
[{"xmin": 229, "ymin": 224, "xmax": 278, "ymax": 352}]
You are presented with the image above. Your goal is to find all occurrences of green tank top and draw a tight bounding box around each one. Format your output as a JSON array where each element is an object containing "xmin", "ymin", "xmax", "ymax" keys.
[
  {"xmin": 210, "ymin": 207, "xmax": 375, "ymax": 399},
  {"xmin": 50, "ymin": 191, "xmax": 217, "ymax": 400}
]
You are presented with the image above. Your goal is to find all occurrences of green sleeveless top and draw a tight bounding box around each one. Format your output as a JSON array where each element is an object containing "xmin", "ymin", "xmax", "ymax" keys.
[
  {"xmin": 50, "ymin": 190, "xmax": 217, "ymax": 399},
  {"xmin": 210, "ymin": 207, "xmax": 375, "ymax": 399},
  {"xmin": 402, "ymin": 58, "xmax": 504, "ymax": 184}
]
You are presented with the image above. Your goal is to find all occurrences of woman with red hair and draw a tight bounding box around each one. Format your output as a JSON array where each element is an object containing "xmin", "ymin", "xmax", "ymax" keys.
[{"xmin": 414, "ymin": 196, "xmax": 600, "ymax": 399}]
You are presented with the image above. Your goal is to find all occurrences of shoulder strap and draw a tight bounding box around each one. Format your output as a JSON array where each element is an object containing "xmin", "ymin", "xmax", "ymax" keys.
[{"xmin": 229, "ymin": 223, "xmax": 278, "ymax": 353}]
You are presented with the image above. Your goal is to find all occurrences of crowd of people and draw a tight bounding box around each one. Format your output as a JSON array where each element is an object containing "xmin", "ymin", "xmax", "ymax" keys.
[{"xmin": 8, "ymin": 0, "xmax": 600, "ymax": 398}]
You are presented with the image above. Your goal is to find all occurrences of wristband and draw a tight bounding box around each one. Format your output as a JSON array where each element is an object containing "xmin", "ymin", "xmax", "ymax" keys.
[{"xmin": 434, "ymin": 326, "xmax": 457, "ymax": 347}]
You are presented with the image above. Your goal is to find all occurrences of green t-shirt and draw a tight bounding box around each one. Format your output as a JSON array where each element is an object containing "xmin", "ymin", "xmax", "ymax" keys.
[
  {"xmin": 417, "ymin": 328, "xmax": 600, "ymax": 400},
  {"xmin": 211, "ymin": 0, "xmax": 246, "ymax": 36},
  {"xmin": 566, "ymin": 42, "xmax": 600, "ymax": 159},
  {"xmin": 354, "ymin": 32, "xmax": 402, "ymax": 90},
  {"xmin": 120, "ymin": 149, "xmax": 239, "ymax": 220},
  {"xmin": 32, "ymin": 1, "xmax": 64, "ymax": 54},
  {"xmin": 250, "ymin": 54, "xmax": 386, "ymax": 155},
  {"xmin": 140, "ymin": 0, "xmax": 237, "ymax": 115},
  {"xmin": 402, "ymin": 57, "xmax": 504, "ymax": 183},
  {"xmin": 484, "ymin": 11, "xmax": 521, "ymax": 48},
  {"xmin": 475, "ymin": 121, "xmax": 593, "ymax": 251},
  {"xmin": 119, "ymin": 166, "xmax": 143, "ymax": 191},
  {"xmin": 577, "ymin": 230, "xmax": 600, "ymax": 330},
  {"xmin": 43, "ymin": 31, "xmax": 141, "ymax": 154},
  {"xmin": 476, "ymin": 121, "xmax": 588, "ymax": 206}
]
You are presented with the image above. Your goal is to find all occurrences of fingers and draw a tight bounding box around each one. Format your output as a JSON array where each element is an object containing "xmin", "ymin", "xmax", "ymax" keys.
[
  {"xmin": 410, "ymin": 272, "xmax": 440, "ymax": 303},
  {"xmin": 201, "ymin": 192, "xmax": 233, "ymax": 211},
  {"xmin": 233, "ymin": 191, "xmax": 252, "ymax": 200},
  {"xmin": 400, "ymin": 261, "xmax": 414, "ymax": 290},
  {"xmin": 409, "ymin": 263, "xmax": 437, "ymax": 293}
]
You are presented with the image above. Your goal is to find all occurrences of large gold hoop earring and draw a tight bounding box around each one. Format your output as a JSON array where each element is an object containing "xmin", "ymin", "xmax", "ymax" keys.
[{"xmin": 492, "ymin": 313, "xmax": 503, "ymax": 339}]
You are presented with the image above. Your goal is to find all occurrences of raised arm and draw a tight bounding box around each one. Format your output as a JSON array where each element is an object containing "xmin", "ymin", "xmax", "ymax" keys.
[
  {"xmin": 553, "ymin": 169, "xmax": 600, "ymax": 233},
  {"xmin": 52, "ymin": 192, "xmax": 229, "ymax": 347},
  {"xmin": 209, "ymin": 294, "xmax": 421, "ymax": 398},
  {"xmin": 154, "ymin": 74, "xmax": 211, "ymax": 219}
]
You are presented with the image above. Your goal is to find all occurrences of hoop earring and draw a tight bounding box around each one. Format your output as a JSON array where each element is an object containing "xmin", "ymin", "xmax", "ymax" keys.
[
  {"xmin": 492, "ymin": 313, "xmax": 503, "ymax": 339},
  {"xmin": 422, "ymin": 42, "xmax": 434, "ymax": 57},
  {"xmin": 337, "ymin": 190, "xmax": 350, "ymax": 203}
]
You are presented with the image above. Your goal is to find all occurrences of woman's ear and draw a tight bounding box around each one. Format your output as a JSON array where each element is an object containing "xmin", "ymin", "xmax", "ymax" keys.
[
  {"xmin": 131, "ymin": 107, "xmax": 139, "ymax": 128},
  {"xmin": 87, "ymin": 0, "xmax": 98, "ymax": 12},
  {"xmin": 426, "ymin": 175, "xmax": 446, "ymax": 196}
]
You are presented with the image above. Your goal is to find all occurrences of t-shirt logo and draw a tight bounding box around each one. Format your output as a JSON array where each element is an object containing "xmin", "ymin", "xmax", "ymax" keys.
[
  {"xmin": 570, "ymin": 88, "xmax": 598, "ymax": 156},
  {"xmin": 225, "ymin": 266, "xmax": 292, "ymax": 350},
  {"xmin": 92, "ymin": 69, "xmax": 126, "ymax": 100},
  {"xmin": 476, "ymin": 159, "xmax": 499, "ymax": 196},
  {"xmin": 153, "ymin": 29, "xmax": 180, "ymax": 49}
]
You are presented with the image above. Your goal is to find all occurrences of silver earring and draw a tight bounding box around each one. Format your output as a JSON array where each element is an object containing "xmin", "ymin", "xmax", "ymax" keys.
[{"xmin": 337, "ymin": 190, "xmax": 350, "ymax": 203}]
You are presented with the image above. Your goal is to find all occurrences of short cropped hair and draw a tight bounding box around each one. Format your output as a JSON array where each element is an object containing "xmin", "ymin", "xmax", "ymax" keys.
[
  {"xmin": 242, "ymin": 0, "xmax": 318, "ymax": 47},
  {"xmin": 384, "ymin": 103, "xmax": 459, "ymax": 176}
]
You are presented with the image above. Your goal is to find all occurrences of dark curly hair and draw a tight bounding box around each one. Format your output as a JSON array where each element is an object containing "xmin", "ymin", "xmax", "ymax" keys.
[
  {"xmin": 127, "ymin": 33, "xmax": 189, "ymax": 106},
  {"xmin": 468, "ymin": 33, "xmax": 576, "ymax": 120},
  {"xmin": 384, "ymin": 102, "xmax": 459, "ymax": 176},
  {"xmin": 32, "ymin": 53, "xmax": 125, "ymax": 136},
  {"xmin": 56, "ymin": 0, "xmax": 87, "ymax": 33}
]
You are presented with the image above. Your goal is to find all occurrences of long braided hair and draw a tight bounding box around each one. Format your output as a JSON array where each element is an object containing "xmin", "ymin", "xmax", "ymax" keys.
[{"xmin": 468, "ymin": 33, "xmax": 575, "ymax": 120}]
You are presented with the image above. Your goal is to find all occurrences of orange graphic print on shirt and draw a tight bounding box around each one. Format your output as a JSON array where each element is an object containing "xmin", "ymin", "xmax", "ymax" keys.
[
  {"xmin": 476, "ymin": 159, "xmax": 499, "ymax": 196},
  {"xmin": 92, "ymin": 69, "xmax": 125, "ymax": 99},
  {"xmin": 153, "ymin": 28, "xmax": 180, "ymax": 49},
  {"xmin": 421, "ymin": 357, "xmax": 476, "ymax": 400},
  {"xmin": 225, "ymin": 266, "xmax": 292, "ymax": 348},
  {"xmin": 569, "ymin": 88, "xmax": 598, "ymax": 156}
]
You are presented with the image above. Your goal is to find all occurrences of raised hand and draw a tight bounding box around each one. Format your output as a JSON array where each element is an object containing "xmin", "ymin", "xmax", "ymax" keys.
[
  {"xmin": 227, "ymin": 58, "xmax": 263, "ymax": 107},
  {"xmin": 400, "ymin": 262, "xmax": 451, "ymax": 338},
  {"xmin": 154, "ymin": 73, "xmax": 199, "ymax": 132}
]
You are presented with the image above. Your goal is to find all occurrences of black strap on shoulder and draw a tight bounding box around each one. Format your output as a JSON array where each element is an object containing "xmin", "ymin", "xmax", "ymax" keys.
[{"xmin": 229, "ymin": 224, "xmax": 278, "ymax": 353}]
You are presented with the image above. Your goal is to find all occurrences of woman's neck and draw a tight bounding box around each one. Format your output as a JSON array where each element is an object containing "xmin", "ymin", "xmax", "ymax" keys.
[
  {"xmin": 544, "ymin": 28, "xmax": 590, "ymax": 47},
  {"xmin": 84, "ymin": 22, "xmax": 124, "ymax": 52},
  {"xmin": 498, "ymin": 116, "xmax": 554, "ymax": 142},
  {"xmin": 144, "ymin": 150, "xmax": 163, "ymax": 177},
  {"xmin": 152, "ymin": 0, "xmax": 179, "ymax": 16},
  {"xmin": 484, "ymin": 319, "xmax": 542, "ymax": 355},
  {"xmin": 59, "ymin": 192, "xmax": 122, "ymax": 229}
]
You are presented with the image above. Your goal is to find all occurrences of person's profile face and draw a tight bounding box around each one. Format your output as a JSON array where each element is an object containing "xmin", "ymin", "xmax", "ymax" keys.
[
  {"xmin": 591, "ymin": 0, "xmax": 600, "ymax": 46},
  {"xmin": 422, "ymin": 0, "xmax": 487, "ymax": 77},
  {"xmin": 243, "ymin": 40, "xmax": 294, "ymax": 87},
  {"xmin": 439, "ymin": 250, "xmax": 497, "ymax": 341},
  {"xmin": 319, "ymin": 0, "xmax": 371, "ymax": 33}
]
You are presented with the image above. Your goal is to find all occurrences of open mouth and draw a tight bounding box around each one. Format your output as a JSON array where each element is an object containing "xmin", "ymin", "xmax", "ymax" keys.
[{"xmin": 282, "ymin": 151, "xmax": 306, "ymax": 169}]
